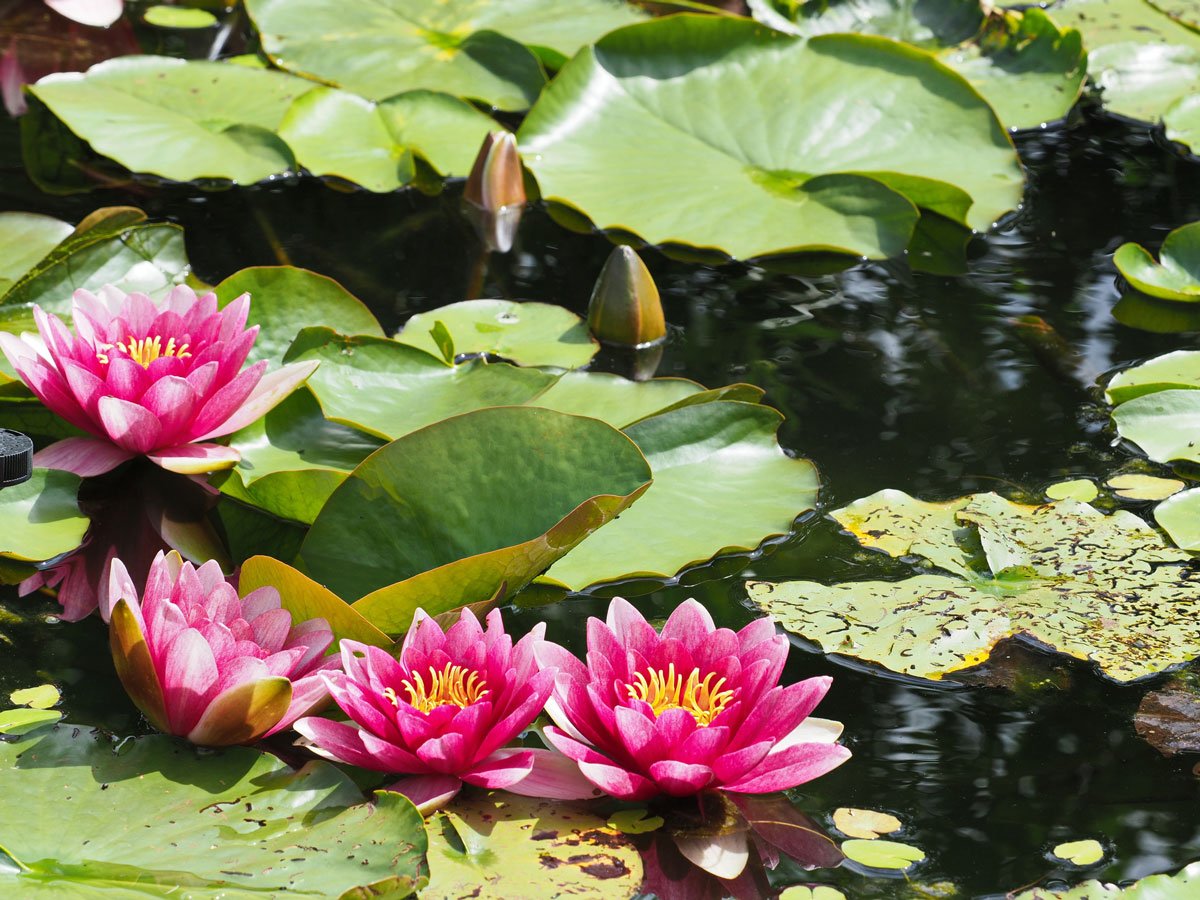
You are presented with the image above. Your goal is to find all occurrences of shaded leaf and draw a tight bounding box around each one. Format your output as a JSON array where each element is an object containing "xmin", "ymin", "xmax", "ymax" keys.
[
  {"xmin": 0, "ymin": 213, "xmax": 71, "ymax": 295},
  {"xmin": 0, "ymin": 469, "xmax": 87, "ymax": 563},
  {"xmin": 0, "ymin": 708, "xmax": 62, "ymax": 735},
  {"xmin": 1134, "ymin": 678, "xmax": 1200, "ymax": 756}
]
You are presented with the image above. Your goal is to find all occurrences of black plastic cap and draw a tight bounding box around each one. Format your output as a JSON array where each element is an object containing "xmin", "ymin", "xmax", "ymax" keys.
[{"xmin": 0, "ymin": 429, "xmax": 33, "ymax": 488}]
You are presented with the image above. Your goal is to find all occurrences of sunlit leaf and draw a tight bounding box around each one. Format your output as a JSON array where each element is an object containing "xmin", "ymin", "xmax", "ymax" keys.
[
  {"xmin": 0, "ymin": 707, "xmax": 61, "ymax": 735},
  {"xmin": 832, "ymin": 808, "xmax": 902, "ymax": 840},
  {"xmin": 1114, "ymin": 221, "xmax": 1200, "ymax": 302},
  {"xmin": 8, "ymin": 684, "xmax": 60, "ymax": 709},
  {"xmin": 1045, "ymin": 479, "xmax": 1099, "ymax": 502},
  {"xmin": 841, "ymin": 838, "xmax": 925, "ymax": 870},
  {"xmin": 1155, "ymin": 487, "xmax": 1200, "ymax": 551},
  {"xmin": 1014, "ymin": 861, "xmax": 1200, "ymax": 898},
  {"xmin": 1052, "ymin": 840, "xmax": 1106, "ymax": 867},
  {"xmin": 0, "ymin": 213, "xmax": 71, "ymax": 295},
  {"xmin": 1104, "ymin": 473, "xmax": 1184, "ymax": 501},
  {"xmin": 0, "ymin": 469, "xmax": 87, "ymax": 563}
]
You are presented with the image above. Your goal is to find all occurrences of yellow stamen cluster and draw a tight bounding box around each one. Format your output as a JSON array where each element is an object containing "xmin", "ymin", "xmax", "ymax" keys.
[
  {"xmin": 100, "ymin": 335, "xmax": 192, "ymax": 368},
  {"xmin": 383, "ymin": 663, "xmax": 489, "ymax": 713},
  {"xmin": 626, "ymin": 663, "xmax": 735, "ymax": 727}
]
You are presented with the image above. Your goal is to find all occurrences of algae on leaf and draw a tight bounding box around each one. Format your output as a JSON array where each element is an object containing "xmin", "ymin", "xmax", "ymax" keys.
[{"xmin": 749, "ymin": 491, "xmax": 1200, "ymax": 682}]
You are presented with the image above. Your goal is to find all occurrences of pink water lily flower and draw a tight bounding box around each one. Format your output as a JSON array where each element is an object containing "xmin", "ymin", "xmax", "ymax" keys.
[
  {"xmin": 295, "ymin": 608, "xmax": 599, "ymax": 813},
  {"xmin": 107, "ymin": 550, "xmax": 339, "ymax": 746},
  {"xmin": 0, "ymin": 285, "xmax": 317, "ymax": 476},
  {"xmin": 534, "ymin": 598, "xmax": 851, "ymax": 801}
]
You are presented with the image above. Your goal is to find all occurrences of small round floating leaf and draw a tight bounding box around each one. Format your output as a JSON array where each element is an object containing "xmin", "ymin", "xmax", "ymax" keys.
[
  {"xmin": 0, "ymin": 469, "xmax": 87, "ymax": 563},
  {"xmin": 779, "ymin": 886, "xmax": 848, "ymax": 900},
  {"xmin": 841, "ymin": 838, "xmax": 925, "ymax": 871},
  {"xmin": 1045, "ymin": 479, "xmax": 1099, "ymax": 502},
  {"xmin": 1155, "ymin": 488, "xmax": 1200, "ymax": 552},
  {"xmin": 1104, "ymin": 473, "xmax": 1184, "ymax": 501},
  {"xmin": 1114, "ymin": 222, "xmax": 1200, "ymax": 302},
  {"xmin": 8, "ymin": 684, "xmax": 60, "ymax": 709},
  {"xmin": 833, "ymin": 808, "xmax": 903, "ymax": 840},
  {"xmin": 1051, "ymin": 839, "xmax": 1105, "ymax": 867},
  {"xmin": 0, "ymin": 708, "xmax": 61, "ymax": 735},
  {"xmin": 143, "ymin": 5, "xmax": 219, "ymax": 27},
  {"xmin": 397, "ymin": 300, "xmax": 598, "ymax": 369}
]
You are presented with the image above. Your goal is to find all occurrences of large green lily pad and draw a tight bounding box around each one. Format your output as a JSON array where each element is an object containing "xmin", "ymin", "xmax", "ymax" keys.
[
  {"xmin": 297, "ymin": 406, "xmax": 652, "ymax": 628},
  {"xmin": 246, "ymin": 0, "xmax": 546, "ymax": 111},
  {"xmin": 396, "ymin": 300, "xmax": 599, "ymax": 369},
  {"xmin": 519, "ymin": 16, "xmax": 1022, "ymax": 261},
  {"xmin": 0, "ymin": 724, "xmax": 427, "ymax": 897},
  {"xmin": 0, "ymin": 469, "xmax": 87, "ymax": 564},
  {"xmin": 287, "ymin": 329, "xmax": 558, "ymax": 440},
  {"xmin": 750, "ymin": 0, "xmax": 1086, "ymax": 130},
  {"xmin": 1155, "ymin": 487, "xmax": 1200, "ymax": 552},
  {"xmin": 541, "ymin": 401, "xmax": 818, "ymax": 591},
  {"xmin": 278, "ymin": 88, "xmax": 499, "ymax": 191},
  {"xmin": 0, "ymin": 213, "xmax": 72, "ymax": 295},
  {"xmin": 1114, "ymin": 221, "xmax": 1200, "ymax": 302},
  {"xmin": 528, "ymin": 371, "xmax": 753, "ymax": 428},
  {"xmin": 29, "ymin": 56, "xmax": 312, "ymax": 184},
  {"xmin": 1105, "ymin": 349, "xmax": 1200, "ymax": 404},
  {"xmin": 214, "ymin": 266, "xmax": 384, "ymax": 365},
  {"xmin": 425, "ymin": 794, "xmax": 642, "ymax": 899},
  {"xmin": 1165, "ymin": 93, "xmax": 1200, "ymax": 155},
  {"xmin": 1015, "ymin": 860, "xmax": 1200, "ymax": 899},
  {"xmin": 1111, "ymin": 389, "xmax": 1200, "ymax": 464},
  {"xmin": 748, "ymin": 490, "xmax": 1200, "ymax": 682}
]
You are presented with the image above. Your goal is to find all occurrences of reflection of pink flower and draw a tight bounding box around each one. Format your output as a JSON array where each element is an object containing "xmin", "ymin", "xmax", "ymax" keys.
[
  {"xmin": 0, "ymin": 285, "xmax": 316, "ymax": 476},
  {"xmin": 295, "ymin": 609, "xmax": 598, "ymax": 812},
  {"xmin": 107, "ymin": 550, "xmax": 338, "ymax": 746},
  {"xmin": 535, "ymin": 598, "xmax": 851, "ymax": 801}
]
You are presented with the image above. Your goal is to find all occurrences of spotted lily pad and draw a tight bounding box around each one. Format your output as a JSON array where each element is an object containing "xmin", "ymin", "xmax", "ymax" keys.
[
  {"xmin": 0, "ymin": 723, "xmax": 428, "ymax": 897},
  {"xmin": 841, "ymin": 838, "xmax": 925, "ymax": 871},
  {"xmin": 1052, "ymin": 839, "xmax": 1106, "ymax": 867},
  {"xmin": 1114, "ymin": 221, "xmax": 1200, "ymax": 302},
  {"xmin": 748, "ymin": 490, "xmax": 1200, "ymax": 683},
  {"xmin": 424, "ymin": 794, "xmax": 642, "ymax": 898},
  {"xmin": 518, "ymin": 15, "xmax": 1022, "ymax": 261}
]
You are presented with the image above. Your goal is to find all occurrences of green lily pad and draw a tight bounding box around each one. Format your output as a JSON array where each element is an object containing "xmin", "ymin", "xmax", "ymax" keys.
[
  {"xmin": 1112, "ymin": 389, "xmax": 1200, "ymax": 464},
  {"xmin": 245, "ymin": 0, "xmax": 547, "ymax": 111},
  {"xmin": 424, "ymin": 794, "xmax": 642, "ymax": 899},
  {"xmin": 214, "ymin": 266, "xmax": 384, "ymax": 365},
  {"xmin": 396, "ymin": 300, "xmax": 599, "ymax": 369},
  {"xmin": 0, "ymin": 724, "xmax": 428, "ymax": 897},
  {"xmin": 1165, "ymin": 93, "xmax": 1200, "ymax": 155},
  {"xmin": 143, "ymin": 5, "xmax": 220, "ymax": 28},
  {"xmin": 1154, "ymin": 487, "xmax": 1200, "ymax": 551},
  {"xmin": 8, "ymin": 684, "xmax": 60, "ymax": 709},
  {"xmin": 841, "ymin": 838, "xmax": 925, "ymax": 871},
  {"xmin": 540, "ymin": 401, "xmax": 818, "ymax": 591},
  {"xmin": 0, "ymin": 212, "xmax": 71, "ymax": 295},
  {"xmin": 780, "ymin": 887, "xmax": 848, "ymax": 900},
  {"xmin": 519, "ymin": 16, "xmax": 1023, "ymax": 261},
  {"xmin": 1015, "ymin": 861, "xmax": 1200, "ymax": 898},
  {"xmin": 277, "ymin": 88, "xmax": 499, "ymax": 191},
  {"xmin": 528, "ymin": 371, "xmax": 742, "ymax": 428},
  {"xmin": 748, "ymin": 490, "xmax": 1200, "ymax": 682},
  {"xmin": 1052, "ymin": 839, "xmax": 1106, "ymax": 867},
  {"xmin": 29, "ymin": 56, "xmax": 313, "ymax": 184},
  {"xmin": 1106, "ymin": 350, "xmax": 1200, "ymax": 404},
  {"xmin": 0, "ymin": 708, "xmax": 62, "ymax": 735},
  {"xmin": 288, "ymin": 329, "xmax": 558, "ymax": 440},
  {"xmin": 1104, "ymin": 473, "xmax": 1184, "ymax": 501},
  {"xmin": 1114, "ymin": 221, "xmax": 1200, "ymax": 302},
  {"xmin": 217, "ymin": 388, "xmax": 383, "ymax": 525},
  {"xmin": 608, "ymin": 809, "xmax": 665, "ymax": 834},
  {"xmin": 750, "ymin": 0, "xmax": 1086, "ymax": 131},
  {"xmin": 1045, "ymin": 479, "xmax": 1099, "ymax": 502},
  {"xmin": 297, "ymin": 406, "xmax": 652, "ymax": 627},
  {"xmin": 0, "ymin": 469, "xmax": 88, "ymax": 564}
]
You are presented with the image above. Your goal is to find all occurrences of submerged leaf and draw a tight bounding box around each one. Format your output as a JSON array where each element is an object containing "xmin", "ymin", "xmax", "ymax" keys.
[
  {"xmin": 749, "ymin": 491, "xmax": 1200, "ymax": 682},
  {"xmin": 1134, "ymin": 679, "xmax": 1200, "ymax": 756}
]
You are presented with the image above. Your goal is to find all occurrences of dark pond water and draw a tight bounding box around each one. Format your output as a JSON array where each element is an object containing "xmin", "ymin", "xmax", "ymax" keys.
[{"xmin": 2, "ymin": 104, "xmax": 1200, "ymax": 897}]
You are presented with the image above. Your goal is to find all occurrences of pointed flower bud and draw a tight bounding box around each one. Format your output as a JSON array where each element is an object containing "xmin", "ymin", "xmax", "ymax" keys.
[
  {"xmin": 463, "ymin": 130, "xmax": 526, "ymax": 253},
  {"xmin": 587, "ymin": 245, "xmax": 667, "ymax": 348}
]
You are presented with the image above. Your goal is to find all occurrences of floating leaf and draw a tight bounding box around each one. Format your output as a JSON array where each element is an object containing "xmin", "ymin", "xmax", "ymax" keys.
[
  {"xmin": 1106, "ymin": 350, "xmax": 1200, "ymax": 405},
  {"xmin": 0, "ymin": 707, "xmax": 62, "ymax": 735},
  {"xmin": 8, "ymin": 684, "xmax": 60, "ymax": 709},
  {"xmin": 608, "ymin": 809, "xmax": 665, "ymax": 834},
  {"xmin": 519, "ymin": 16, "xmax": 1022, "ymax": 261},
  {"xmin": 143, "ymin": 5, "xmax": 219, "ymax": 28},
  {"xmin": 0, "ymin": 469, "xmax": 87, "ymax": 563},
  {"xmin": 289, "ymin": 329, "xmax": 557, "ymax": 440},
  {"xmin": 29, "ymin": 56, "xmax": 312, "ymax": 183},
  {"xmin": 277, "ymin": 87, "xmax": 499, "ymax": 191},
  {"xmin": 1114, "ymin": 221, "xmax": 1200, "ymax": 302},
  {"xmin": 1155, "ymin": 488, "xmax": 1200, "ymax": 552},
  {"xmin": 1112, "ymin": 390, "xmax": 1200, "ymax": 464},
  {"xmin": 528, "ymin": 371, "xmax": 747, "ymax": 429},
  {"xmin": 832, "ymin": 808, "xmax": 902, "ymax": 840},
  {"xmin": 841, "ymin": 838, "xmax": 925, "ymax": 871},
  {"xmin": 397, "ymin": 300, "xmax": 599, "ymax": 369},
  {"xmin": 1104, "ymin": 473, "xmax": 1184, "ymax": 501},
  {"xmin": 0, "ymin": 724, "xmax": 428, "ymax": 896},
  {"xmin": 298, "ymin": 406, "xmax": 652, "ymax": 627},
  {"xmin": 1052, "ymin": 839, "xmax": 1106, "ymax": 867},
  {"xmin": 0, "ymin": 212, "xmax": 71, "ymax": 295},
  {"xmin": 749, "ymin": 491, "xmax": 1200, "ymax": 682},
  {"xmin": 424, "ymin": 793, "xmax": 642, "ymax": 899},
  {"xmin": 779, "ymin": 887, "xmax": 848, "ymax": 900},
  {"xmin": 1045, "ymin": 479, "xmax": 1099, "ymax": 502},
  {"xmin": 541, "ymin": 401, "xmax": 818, "ymax": 591},
  {"xmin": 1165, "ymin": 93, "xmax": 1200, "ymax": 155},
  {"xmin": 1014, "ymin": 860, "xmax": 1200, "ymax": 898},
  {"xmin": 214, "ymin": 266, "xmax": 383, "ymax": 365},
  {"xmin": 1134, "ymin": 678, "xmax": 1200, "ymax": 756}
]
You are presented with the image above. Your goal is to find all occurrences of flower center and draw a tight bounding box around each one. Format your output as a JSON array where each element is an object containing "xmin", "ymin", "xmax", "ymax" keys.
[
  {"xmin": 383, "ymin": 663, "xmax": 489, "ymax": 713},
  {"xmin": 98, "ymin": 335, "xmax": 192, "ymax": 368},
  {"xmin": 626, "ymin": 663, "xmax": 735, "ymax": 727}
]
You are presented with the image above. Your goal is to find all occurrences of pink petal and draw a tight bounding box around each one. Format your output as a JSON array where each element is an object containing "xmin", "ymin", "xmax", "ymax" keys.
[
  {"xmin": 194, "ymin": 360, "xmax": 318, "ymax": 441},
  {"xmin": 578, "ymin": 759, "xmax": 660, "ymax": 801},
  {"xmin": 185, "ymin": 676, "xmax": 292, "ymax": 747},
  {"xmin": 648, "ymin": 760, "xmax": 714, "ymax": 795},
  {"xmin": 44, "ymin": 0, "xmax": 123, "ymax": 27},
  {"xmin": 721, "ymin": 742, "xmax": 852, "ymax": 794},
  {"xmin": 1, "ymin": 46, "xmax": 26, "ymax": 117},
  {"xmin": 139, "ymin": 376, "xmax": 200, "ymax": 442},
  {"xmin": 34, "ymin": 437, "xmax": 135, "ymax": 477},
  {"xmin": 147, "ymin": 443, "xmax": 240, "ymax": 474},
  {"xmin": 502, "ymin": 748, "xmax": 603, "ymax": 800},
  {"xmin": 385, "ymin": 774, "xmax": 462, "ymax": 814},
  {"xmin": 294, "ymin": 717, "xmax": 407, "ymax": 772},
  {"xmin": 461, "ymin": 747, "xmax": 535, "ymax": 790},
  {"xmin": 98, "ymin": 396, "xmax": 162, "ymax": 453},
  {"xmin": 189, "ymin": 361, "xmax": 267, "ymax": 438},
  {"xmin": 103, "ymin": 555, "xmax": 140, "ymax": 624},
  {"xmin": 161, "ymin": 627, "xmax": 220, "ymax": 735},
  {"xmin": 660, "ymin": 599, "xmax": 716, "ymax": 647},
  {"xmin": 264, "ymin": 672, "xmax": 332, "ymax": 736}
]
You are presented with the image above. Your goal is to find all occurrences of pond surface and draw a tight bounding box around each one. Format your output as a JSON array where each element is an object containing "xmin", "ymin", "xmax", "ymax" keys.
[{"xmin": 2, "ymin": 107, "xmax": 1199, "ymax": 897}]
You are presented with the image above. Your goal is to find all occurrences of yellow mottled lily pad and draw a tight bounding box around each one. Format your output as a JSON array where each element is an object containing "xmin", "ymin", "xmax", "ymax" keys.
[
  {"xmin": 1045, "ymin": 479, "xmax": 1099, "ymax": 502},
  {"xmin": 832, "ymin": 808, "xmax": 902, "ymax": 840},
  {"xmin": 1104, "ymin": 473, "xmax": 1185, "ymax": 501},
  {"xmin": 1052, "ymin": 839, "xmax": 1105, "ymax": 867}
]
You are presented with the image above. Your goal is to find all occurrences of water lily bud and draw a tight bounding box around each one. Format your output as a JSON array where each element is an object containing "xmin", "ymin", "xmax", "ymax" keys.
[
  {"xmin": 463, "ymin": 130, "xmax": 526, "ymax": 253},
  {"xmin": 587, "ymin": 245, "xmax": 666, "ymax": 348}
]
